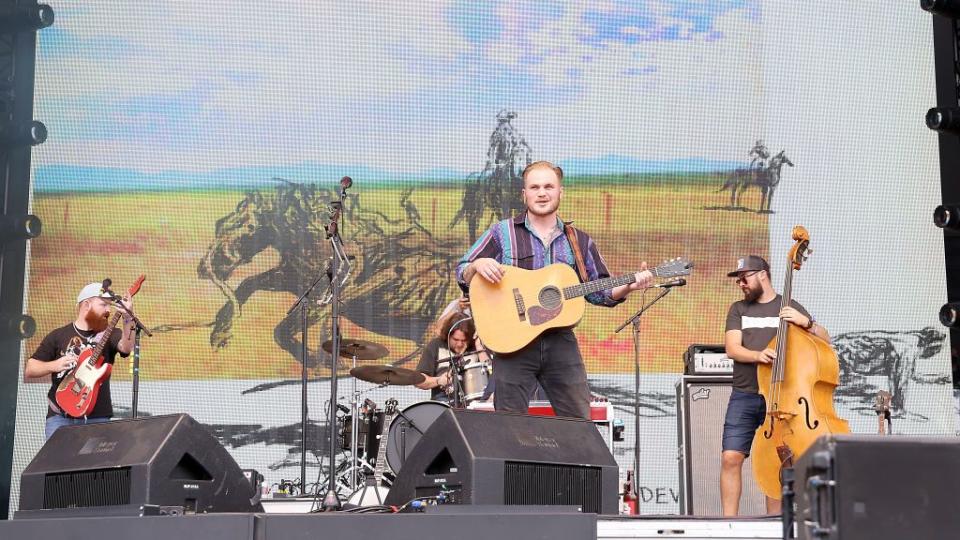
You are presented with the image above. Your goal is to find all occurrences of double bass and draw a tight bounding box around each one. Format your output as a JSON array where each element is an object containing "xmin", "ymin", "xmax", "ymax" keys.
[{"xmin": 751, "ymin": 226, "xmax": 849, "ymax": 500}]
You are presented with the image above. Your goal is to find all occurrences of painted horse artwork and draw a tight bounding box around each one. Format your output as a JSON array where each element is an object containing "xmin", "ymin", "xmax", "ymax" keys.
[
  {"xmin": 717, "ymin": 150, "xmax": 794, "ymax": 213},
  {"xmin": 452, "ymin": 109, "xmax": 533, "ymax": 243},
  {"xmin": 197, "ymin": 179, "xmax": 461, "ymax": 368}
]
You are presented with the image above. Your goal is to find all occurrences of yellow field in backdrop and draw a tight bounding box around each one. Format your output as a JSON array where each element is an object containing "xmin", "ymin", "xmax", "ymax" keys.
[{"xmin": 24, "ymin": 178, "xmax": 767, "ymax": 381}]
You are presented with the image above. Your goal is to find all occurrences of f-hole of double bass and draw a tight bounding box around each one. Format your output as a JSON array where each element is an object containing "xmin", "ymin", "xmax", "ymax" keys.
[
  {"xmin": 799, "ymin": 397, "xmax": 820, "ymax": 430},
  {"xmin": 762, "ymin": 416, "xmax": 774, "ymax": 439}
]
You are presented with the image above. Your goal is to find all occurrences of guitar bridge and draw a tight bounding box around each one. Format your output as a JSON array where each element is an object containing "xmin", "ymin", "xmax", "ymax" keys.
[{"xmin": 513, "ymin": 288, "xmax": 526, "ymax": 321}]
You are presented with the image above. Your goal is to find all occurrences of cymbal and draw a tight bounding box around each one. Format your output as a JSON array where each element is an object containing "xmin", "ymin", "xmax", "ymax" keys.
[
  {"xmin": 349, "ymin": 365, "xmax": 425, "ymax": 386},
  {"xmin": 321, "ymin": 338, "xmax": 389, "ymax": 361}
]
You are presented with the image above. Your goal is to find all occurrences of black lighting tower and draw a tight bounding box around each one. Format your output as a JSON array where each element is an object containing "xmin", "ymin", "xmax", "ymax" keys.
[
  {"xmin": 0, "ymin": 0, "xmax": 51, "ymax": 521},
  {"xmin": 925, "ymin": 1, "xmax": 960, "ymax": 388}
]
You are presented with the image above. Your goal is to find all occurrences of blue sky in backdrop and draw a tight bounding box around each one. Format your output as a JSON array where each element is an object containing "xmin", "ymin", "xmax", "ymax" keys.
[{"xmin": 32, "ymin": 1, "xmax": 761, "ymax": 191}]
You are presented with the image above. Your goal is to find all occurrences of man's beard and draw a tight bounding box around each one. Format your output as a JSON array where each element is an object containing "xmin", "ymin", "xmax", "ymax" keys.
[
  {"xmin": 742, "ymin": 284, "xmax": 763, "ymax": 303},
  {"xmin": 82, "ymin": 310, "xmax": 110, "ymax": 330}
]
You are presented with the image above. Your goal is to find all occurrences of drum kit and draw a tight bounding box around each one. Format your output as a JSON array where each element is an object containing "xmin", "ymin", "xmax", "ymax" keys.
[{"xmin": 321, "ymin": 336, "xmax": 491, "ymax": 504}]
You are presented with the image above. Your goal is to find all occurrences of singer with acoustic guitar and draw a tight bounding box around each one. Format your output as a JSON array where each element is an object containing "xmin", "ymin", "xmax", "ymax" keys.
[
  {"xmin": 25, "ymin": 281, "xmax": 135, "ymax": 439},
  {"xmin": 456, "ymin": 161, "xmax": 656, "ymax": 419}
]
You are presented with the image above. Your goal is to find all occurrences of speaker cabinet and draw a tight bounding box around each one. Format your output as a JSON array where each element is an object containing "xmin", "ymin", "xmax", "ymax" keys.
[
  {"xmin": 383, "ymin": 408, "xmax": 619, "ymax": 514},
  {"xmin": 677, "ymin": 376, "xmax": 765, "ymax": 516},
  {"xmin": 19, "ymin": 413, "xmax": 262, "ymax": 516},
  {"xmin": 795, "ymin": 435, "xmax": 960, "ymax": 540}
]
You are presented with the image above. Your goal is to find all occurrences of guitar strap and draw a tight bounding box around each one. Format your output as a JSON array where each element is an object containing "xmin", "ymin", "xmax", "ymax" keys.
[{"xmin": 564, "ymin": 224, "xmax": 589, "ymax": 284}]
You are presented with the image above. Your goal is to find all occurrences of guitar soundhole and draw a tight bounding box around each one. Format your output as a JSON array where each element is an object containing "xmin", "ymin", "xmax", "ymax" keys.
[{"xmin": 539, "ymin": 286, "xmax": 562, "ymax": 309}]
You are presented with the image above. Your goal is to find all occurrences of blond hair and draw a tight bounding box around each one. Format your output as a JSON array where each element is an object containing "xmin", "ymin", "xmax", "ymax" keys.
[{"xmin": 522, "ymin": 160, "xmax": 564, "ymax": 183}]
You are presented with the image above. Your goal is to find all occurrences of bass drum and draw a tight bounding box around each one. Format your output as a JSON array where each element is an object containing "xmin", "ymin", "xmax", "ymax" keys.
[{"xmin": 385, "ymin": 400, "xmax": 450, "ymax": 474}]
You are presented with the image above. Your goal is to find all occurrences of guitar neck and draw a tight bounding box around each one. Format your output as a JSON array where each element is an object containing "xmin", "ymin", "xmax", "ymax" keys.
[
  {"xmin": 562, "ymin": 266, "xmax": 673, "ymax": 300},
  {"xmin": 373, "ymin": 411, "xmax": 397, "ymax": 482},
  {"xmin": 85, "ymin": 311, "xmax": 123, "ymax": 367}
]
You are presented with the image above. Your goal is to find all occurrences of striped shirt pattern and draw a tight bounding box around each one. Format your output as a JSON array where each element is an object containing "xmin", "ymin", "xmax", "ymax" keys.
[{"xmin": 456, "ymin": 212, "xmax": 623, "ymax": 307}]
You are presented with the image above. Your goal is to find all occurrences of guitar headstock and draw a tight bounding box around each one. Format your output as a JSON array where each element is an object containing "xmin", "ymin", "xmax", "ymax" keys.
[
  {"xmin": 788, "ymin": 226, "xmax": 811, "ymax": 271},
  {"xmin": 873, "ymin": 390, "xmax": 892, "ymax": 414},
  {"xmin": 652, "ymin": 257, "xmax": 694, "ymax": 278},
  {"xmin": 127, "ymin": 275, "xmax": 146, "ymax": 297}
]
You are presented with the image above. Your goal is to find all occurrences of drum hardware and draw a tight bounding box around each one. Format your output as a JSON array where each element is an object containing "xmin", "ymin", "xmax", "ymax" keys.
[
  {"xmin": 349, "ymin": 365, "xmax": 426, "ymax": 386},
  {"xmin": 347, "ymin": 398, "xmax": 399, "ymax": 506},
  {"xmin": 346, "ymin": 364, "xmax": 399, "ymax": 491},
  {"xmin": 348, "ymin": 351, "xmax": 361, "ymax": 492},
  {"xmin": 459, "ymin": 357, "xmax": 490, "ymax": 404},
  {"xmin": 322, "ymin": 338, "xmax": 390, "ymax": 361},
  {"xmin": 439, "ymin": 349, "xmax": 491, "ymax": 408},
  {"xmin": 339, "ymin": 410, "xmax": 385, "ymax": 453},
  {"xmin": 327, "ymin": 338, "xmax": 388, "ymax": 491}
]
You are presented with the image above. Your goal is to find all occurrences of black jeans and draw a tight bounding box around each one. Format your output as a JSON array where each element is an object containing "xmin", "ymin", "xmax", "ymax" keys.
[{"xmin": 492, "ymin": 328, "xmax": 591, "ymax": 419}]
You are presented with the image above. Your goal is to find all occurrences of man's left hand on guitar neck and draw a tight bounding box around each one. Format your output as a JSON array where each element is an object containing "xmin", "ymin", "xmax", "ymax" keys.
[
  {"xmin": 117, "ymin": 295, "xmax": 136, "ymax": 355},
  {"xmin": 611, "ymin": 262, "xmax": 655, "ymax": 300}
]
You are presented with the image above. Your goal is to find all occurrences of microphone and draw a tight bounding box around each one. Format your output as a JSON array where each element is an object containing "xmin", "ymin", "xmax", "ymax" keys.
[
  {"xmin": 339, "ymin": 176, "xmax": 353, "ymax": 198},
  {"xmin": 101, "ymin": 278, "xmax": 112, "ymax": 292},
  {"xmin": 654, "ymin": 278, "xmax": 687, "ymax": 288}
]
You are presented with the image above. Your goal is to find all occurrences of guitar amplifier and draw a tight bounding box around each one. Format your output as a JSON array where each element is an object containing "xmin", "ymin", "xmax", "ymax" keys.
[
  {"xmin": 683, "ymin": 344, "xmax": 734, "ymax": 375},
  {"xmin": 676, "ymin": 376, "xmax": 765, "ymax": 516}
]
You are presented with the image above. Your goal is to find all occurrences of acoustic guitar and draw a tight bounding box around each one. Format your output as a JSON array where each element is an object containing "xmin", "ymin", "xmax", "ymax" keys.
[
  {"xmin": 470, "ymin": 258, "xmax": 692, "ymax": 353},
  {"xmin": 55, "ymin": 275, "xmax": 145, "ymax": 418}
]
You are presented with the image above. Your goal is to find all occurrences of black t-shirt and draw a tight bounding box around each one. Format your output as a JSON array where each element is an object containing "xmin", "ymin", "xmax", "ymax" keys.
[
  {"xmin": 31, "ymin": 323, "xmax": 129, "ymax": 418},
  {"xmin": 724, "ymin": 295, "xmax": 812, "ymax": 394},
  {"xmin": 416, "ymin": 337, "xmax": 454, "ymax": 401}
]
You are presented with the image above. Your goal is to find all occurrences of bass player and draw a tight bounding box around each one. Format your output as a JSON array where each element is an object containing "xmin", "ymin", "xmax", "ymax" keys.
[{"xmin": 720, "ymin": 255, "xmax": 828, "ymax": 516}]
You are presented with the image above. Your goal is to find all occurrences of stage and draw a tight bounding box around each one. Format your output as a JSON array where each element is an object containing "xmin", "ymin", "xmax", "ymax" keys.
[{"xmin": 0, "ymin": 508, "xmax": 784, "ymax": 540}]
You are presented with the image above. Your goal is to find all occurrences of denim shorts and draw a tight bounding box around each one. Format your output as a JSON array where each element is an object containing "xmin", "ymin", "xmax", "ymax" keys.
[
  {"xmin": 45, "ymin": 415, "xmax": 110, "ymax": 440},
  {"xmin": 721, "ymin": 390, "xmax": 766, "ymax": 455}
]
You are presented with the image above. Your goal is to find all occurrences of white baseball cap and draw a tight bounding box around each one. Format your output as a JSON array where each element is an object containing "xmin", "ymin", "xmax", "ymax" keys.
[{"xmin": 77, "ymin": 282, "xmax": 111, "ymax": 304}]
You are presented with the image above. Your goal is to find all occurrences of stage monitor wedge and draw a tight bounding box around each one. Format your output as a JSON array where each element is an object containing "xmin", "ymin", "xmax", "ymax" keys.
[
  {"xmin": 18, "ymin": 413, "xmax": 262, "ymax": 517},
  {"xmin": 383, "ymin": 408, "xmax": 619, "ymax": 514},
  {"xmin": 795, "ymin": 435, "xmax": 960, "ymax": 540}
]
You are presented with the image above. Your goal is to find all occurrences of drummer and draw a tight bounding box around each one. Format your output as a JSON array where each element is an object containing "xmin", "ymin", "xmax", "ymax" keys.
[{"xmin": 415, "ymin": 310, "xmax": 480, "ymax": 402}]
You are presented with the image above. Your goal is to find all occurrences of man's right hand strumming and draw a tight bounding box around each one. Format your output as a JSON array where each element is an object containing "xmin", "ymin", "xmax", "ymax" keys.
[
  {"xmin": 26, "ymin": 354, "xmax": 77, "ymax": 378},
  {"xmin": 468, "ymin": 258, "xmax": 504, "ymax": 284}
]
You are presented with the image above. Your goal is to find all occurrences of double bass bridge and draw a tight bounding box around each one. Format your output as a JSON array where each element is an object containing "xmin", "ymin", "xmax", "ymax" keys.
[{"xmin": 761, "ymin": 410, "xmax": 797, "ymax": 439}]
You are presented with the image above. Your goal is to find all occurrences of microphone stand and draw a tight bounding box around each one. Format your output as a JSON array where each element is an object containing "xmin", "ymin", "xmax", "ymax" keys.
[
  {"xmin": 107, "ymin": 295, "xmax": 152, "ymax": 419},
  {"xmin": 321, "ymin": 184, "xmax": 352, "ymax": 512},
  {"xmin": 285, "ymin": 270, "xmax": 329, "ymax": 497},
  {"xmin": 614, "ymin": 286, "xmax": 672, "ymax": 514}
]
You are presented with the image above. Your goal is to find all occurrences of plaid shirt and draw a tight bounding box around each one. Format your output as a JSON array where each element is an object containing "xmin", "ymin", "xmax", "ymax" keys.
[{"xmin": 456, "ymin": 212, "xmax": 623, "ymax": 307}]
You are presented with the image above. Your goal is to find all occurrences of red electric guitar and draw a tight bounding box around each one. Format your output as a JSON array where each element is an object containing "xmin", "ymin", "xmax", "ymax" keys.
[{"xmin": 55, "ymin": 275, "xmax": 145, "ymax": 418}]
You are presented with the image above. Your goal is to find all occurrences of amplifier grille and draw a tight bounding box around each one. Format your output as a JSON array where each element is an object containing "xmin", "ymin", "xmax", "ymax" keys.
[
  {"xmin": 503, "ymin": 461, "xmax": 602, "ymax": 513},
  {"xmin": 43, "ymin": 467, "xmax": 132, "ymax": 508}
]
